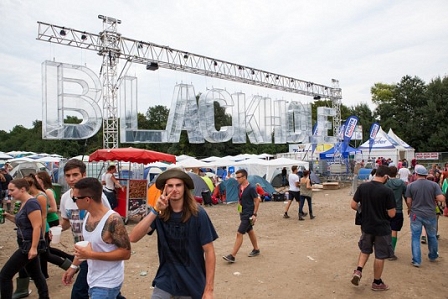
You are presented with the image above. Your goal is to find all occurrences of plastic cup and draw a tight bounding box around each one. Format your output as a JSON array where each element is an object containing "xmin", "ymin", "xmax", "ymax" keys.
[
  {"xmin": 75, "ymin": 241, "xmax": 90, "ymax": 261},
  {"xmin": 50, "ymin": 226, "xmax": 62, "ymax": 244}
]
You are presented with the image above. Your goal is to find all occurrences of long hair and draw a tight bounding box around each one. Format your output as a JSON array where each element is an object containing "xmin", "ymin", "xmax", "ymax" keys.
[
  {"xmin": 36, "ymin": 171, "xmax": 53, "ymax": 189},
  {"xmin": 160, "ymin": 188, "xmax": 199, "ymax": 223},
  {"xmin": 26, "ymin": 174, "xmax": 46, "ymax": 193},
  {"xmin": 0, "ymin": 173, "xmax": 5, "ymax": 182}
]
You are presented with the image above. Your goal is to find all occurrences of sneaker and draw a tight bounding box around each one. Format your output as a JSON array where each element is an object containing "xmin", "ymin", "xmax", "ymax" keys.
[
  {"xmin": 429, "ymin": 255, "xmax": 439, "ymax": 262},
  {"xmin": 429, "ymin": 258, "xmax": 438, "ymax": 263},
  {"xmin": 388, "ymin": 255, "xmax": 398, "ymax": 261},
  {"xmin": 371, "ymin": 282, "xmax": 389, "ymax": 291},
  {"xmin": 299, "ymin": 212, "xmax": 308, "ymax": 217},
  {"xmin": 411, "ymin": 262, "xmax": 420, "ymax": 267},
  {"xmin": 351, "ymin": 270, "xmax": 362, "ymax": 286},
  {"xmin": 283, "ymin": 214, "xmax": 290, "ymax": 219},
  {"xmin": 248, "ymin": 249, "xmax": 260, "ymax": 257},
  {"xmin": 299, "ymin": 216, "xmax": 305, "ymax": 221},
  {"xmin": 421, "ymin": 236, "xmax": 427, "ymax": 244},
  {"xmin": 222, "ymin": 254, "xmax": 235, "ymax": 263}
]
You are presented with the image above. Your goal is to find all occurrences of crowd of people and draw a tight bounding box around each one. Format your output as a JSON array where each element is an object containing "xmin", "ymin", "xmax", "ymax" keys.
[
  {"xmin": 0, "ymin": 160, "xmax": 232, "ymax": 298},
  {"xmin": 350, "ymin": 161, "xmax": 447, "ymax": 292},
  {"xmin": 1, "ymin": 156, "xmax": 447, "ymax": 297}
]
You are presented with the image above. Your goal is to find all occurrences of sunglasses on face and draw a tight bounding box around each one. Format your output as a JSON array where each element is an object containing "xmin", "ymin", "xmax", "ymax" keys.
[{"xmin": 72, "ymin": 195, "xmax": 90, "ymax": 203}]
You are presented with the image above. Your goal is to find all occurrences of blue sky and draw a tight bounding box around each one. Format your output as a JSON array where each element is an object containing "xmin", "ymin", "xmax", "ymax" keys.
[{"xmin": 1, "ymin": 0, "xmax": 447, "ymax": 132}]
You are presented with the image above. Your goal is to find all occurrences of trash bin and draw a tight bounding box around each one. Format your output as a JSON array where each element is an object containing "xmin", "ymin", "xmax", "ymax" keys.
[{"xmin": 53, "ymin": 183, "xmax": 62, "ymax": 206}]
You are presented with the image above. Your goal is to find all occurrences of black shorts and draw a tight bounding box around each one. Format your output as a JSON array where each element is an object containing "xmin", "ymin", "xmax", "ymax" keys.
[
  {"xmin": 390, "ymin": 212, "xmax": 404, "ymax": 231},
  {"xmin": 288, "ymin": 191, "xmax": 300, "ymax": 202},
  {"xmin": 237, "ymin": 217, "xmax": 253, "ymax": 234},
  {"xmin": 358, "ymin": 232, "xmax": 394, "ymax": 259}
]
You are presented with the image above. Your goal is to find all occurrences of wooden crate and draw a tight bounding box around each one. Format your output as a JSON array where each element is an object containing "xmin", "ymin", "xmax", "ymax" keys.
[{"xmin": 322, "ymin": 182, "xmax": 340, "ymax": 190}]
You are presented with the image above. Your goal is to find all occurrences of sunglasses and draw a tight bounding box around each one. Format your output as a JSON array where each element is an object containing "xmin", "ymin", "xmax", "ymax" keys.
[{"xmin": 72, "ymin": 195, "xmax": 90, "ymax": 202}]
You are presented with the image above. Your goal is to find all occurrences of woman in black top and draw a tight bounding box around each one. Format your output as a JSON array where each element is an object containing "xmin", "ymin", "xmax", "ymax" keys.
[{"xmin": 0, "ymin": 178, "xmax": 49, "ymax": 299}]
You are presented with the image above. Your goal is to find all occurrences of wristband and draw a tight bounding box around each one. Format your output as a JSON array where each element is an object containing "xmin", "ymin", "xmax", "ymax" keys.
[
  {"xmin": 149, "ymin": 206, "xmax": 159, "ymax": 216},
  {"xmin": 70, "ymin": 264, "xmax": 79, "ymax": 270},
  {"xmin": 253, "ymin": 213, "xmax": 257, "ymax": 216}
]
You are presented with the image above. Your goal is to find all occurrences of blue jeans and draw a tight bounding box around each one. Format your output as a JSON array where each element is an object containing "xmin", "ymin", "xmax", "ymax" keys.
[
  {"xmin": 89, "ymin": 284, "xmax": 122, "ymax": 299},
  {"xmin": 299, "ymin": 195, "xmax": 313, "ymax": 216},
  {"xmin": 72, "ymin": 260, "xmax": 89, "ymax": 299},
  {"xmin": 410, "ymin": 213, "xmax": 438, "ymax": 265},
  {"xmin": 71, "ymin": 261, "xmax": 125, "ymax": 299}
]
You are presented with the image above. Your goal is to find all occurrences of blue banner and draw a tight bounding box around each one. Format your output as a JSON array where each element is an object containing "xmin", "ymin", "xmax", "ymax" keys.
[
  {"xmin": 342, "ymin": 115, "xmax": 359, "ymax": 152},
  {"xmin": 368, "ymin": 122, "xmax": 380, "ymax": 154},
  {"xmin": 311, "ymin": 122, "xmax": 318, "ymax": 155}
]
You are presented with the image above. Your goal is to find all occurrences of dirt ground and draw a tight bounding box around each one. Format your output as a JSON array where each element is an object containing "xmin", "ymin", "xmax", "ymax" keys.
[{"xmin": 1, "ymin": 184, "xmax": 448, "ymax": 299}]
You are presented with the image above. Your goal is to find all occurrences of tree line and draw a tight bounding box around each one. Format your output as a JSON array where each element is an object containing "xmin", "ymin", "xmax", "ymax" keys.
[{"xmin": 0, "ymin": 75, "xmax": 446, "ymax": 158}]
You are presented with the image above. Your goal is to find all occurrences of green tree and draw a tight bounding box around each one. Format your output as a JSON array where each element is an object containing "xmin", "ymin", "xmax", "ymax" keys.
[{"xmin": 420, "ymin": 76, "xmax": 448, "ymax": 151}]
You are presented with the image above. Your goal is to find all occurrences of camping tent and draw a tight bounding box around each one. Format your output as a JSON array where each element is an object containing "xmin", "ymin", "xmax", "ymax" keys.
[
  {"xmin": 186, "ymin": 172, "xmax": 211, "ymax": 197},
  {"xmin": 271, "ymin": 170, "xmax": 321, "ymax": 187},
  {"xmin": 264, "ymin": 158, "xmax": 309, "ymax": 182},
  {"xmin": 247, "ymin": 175, "xmax": 276, "ymax": 195},
  {"xmin": 357, "ymin": 127, "xmax": 413, "ymax": 164},
  {"xmin": 219, "ymin": 178, "xmax": 239, "ymax": 203},
  {"xmin": 319, "ymin": 145, "xmax": 362, "ymax": 160},
  {"xmin": 9, "ymin": 161, "xmax": 49, "ymax": 178},
  {"xmin": 201, "ymin": 176, "xmax": 215, "ymax": 192}
]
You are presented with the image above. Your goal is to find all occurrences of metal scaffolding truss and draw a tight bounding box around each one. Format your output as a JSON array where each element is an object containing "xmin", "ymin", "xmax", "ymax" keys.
[
  {"xmin": 37, "ymin": 17, "xmax": 342, "ymax": 148},
  {"xmin": 98, "ymin": 16, "xmax": 121, "ymax": 149}
]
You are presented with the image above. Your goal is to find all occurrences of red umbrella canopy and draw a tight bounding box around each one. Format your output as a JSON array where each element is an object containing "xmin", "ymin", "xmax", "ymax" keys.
[{"xmin": 89, "ymin": 148, "xmax": 176, "ymax": 164}]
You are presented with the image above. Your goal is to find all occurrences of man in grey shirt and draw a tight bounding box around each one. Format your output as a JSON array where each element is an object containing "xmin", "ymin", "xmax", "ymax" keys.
[{"xmin": 405, "ymin": 165, "xmax": 445, "ymax": 267}]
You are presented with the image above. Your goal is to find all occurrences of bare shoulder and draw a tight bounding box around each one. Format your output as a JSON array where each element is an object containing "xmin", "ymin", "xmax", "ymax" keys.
[
  {"xmin": 104, "ymin": 213, "xmax": 126, "ymax": 232},
  {"xmin": 103, "ymin": 213, "xmax": 130, "ymax": 249}
]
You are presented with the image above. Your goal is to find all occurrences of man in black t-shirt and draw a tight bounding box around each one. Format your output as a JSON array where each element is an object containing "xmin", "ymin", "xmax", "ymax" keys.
[{"xmin": 350, "ymin": 165, "xmax": 396, "ymax": 291}]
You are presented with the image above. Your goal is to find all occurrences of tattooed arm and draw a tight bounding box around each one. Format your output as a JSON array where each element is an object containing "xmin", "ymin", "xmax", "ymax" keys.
[{"xmin": 78, "ymin": 213, "xmax": 131, "ymax": 261}]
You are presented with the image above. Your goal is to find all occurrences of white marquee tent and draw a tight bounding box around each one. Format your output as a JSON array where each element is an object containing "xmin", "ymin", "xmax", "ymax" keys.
[
  {"xmin": 163, "ymin": 155, "xmax": 308, "ymax": 182},
  {"xmin": 357, "ymin": 127, "xmax": 414, "ymax": 164}
]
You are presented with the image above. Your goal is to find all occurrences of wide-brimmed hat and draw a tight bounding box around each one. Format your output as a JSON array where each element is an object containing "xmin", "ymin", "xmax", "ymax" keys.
[
  {"xmin": 155, "ymin": 168, "xmax": 194, "ymax": 190},
  {"xmin": 414, "ymin": 165, "xmax": 428, "ymax": 176}
]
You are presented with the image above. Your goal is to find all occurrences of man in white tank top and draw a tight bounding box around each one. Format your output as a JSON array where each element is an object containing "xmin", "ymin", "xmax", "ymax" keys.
[{"xmin": 62, "ymin": 177, "xmax": 131, "ymax": 299}]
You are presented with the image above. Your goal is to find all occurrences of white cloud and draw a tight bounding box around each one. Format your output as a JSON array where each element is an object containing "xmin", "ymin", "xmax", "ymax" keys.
[{"xmin": 0, "ymin": 0, "xmax": 447, "ymax": 131}]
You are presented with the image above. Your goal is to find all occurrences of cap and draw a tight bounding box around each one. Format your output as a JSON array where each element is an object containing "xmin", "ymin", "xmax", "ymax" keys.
[
  {"xmin": 155, "ymin": 168, "xmax": 195, "ymax": 190},
  {"xmin": 415, "ymin": 165, "xmax": 428, "ymax": 176}
]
